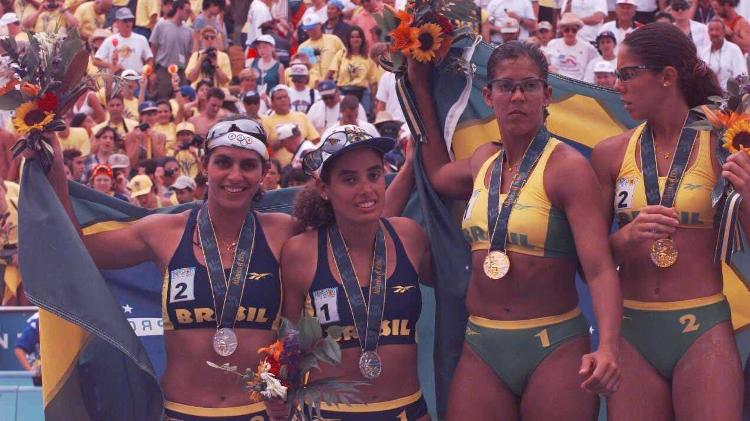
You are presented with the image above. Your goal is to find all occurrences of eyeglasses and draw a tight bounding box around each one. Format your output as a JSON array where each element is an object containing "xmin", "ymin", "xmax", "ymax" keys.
[
  {"xmin": 561, "ymin": 27, "xmax": 578, "ymax": 33},
  {"xmin": 240, "ymin": 77, "xmax": 256, "ymax": 82},
  {"xmin": 487, "ymin": 78, "xmax": 546, "ymax": 95},
  {"xmin": 672, "ymin": 4, "xmax": 689, "ymax": 11},
  {"xmin": 302, "ymin": 126, "xmax": 373, "ymax": 174},
  {"xmin": 614, "ymin": 64, "xmax": 664, "ymax": 81},
  {"xmin": 203, "ymin": 35, "xmax": 216, "ymax": 40},
  {"xmin": 321, "ymin": 95, "xmax": 335, "ymax": 101},
  {"xmin": 207, "ymin": 119, "xmax": 267, "ymax": 143}
]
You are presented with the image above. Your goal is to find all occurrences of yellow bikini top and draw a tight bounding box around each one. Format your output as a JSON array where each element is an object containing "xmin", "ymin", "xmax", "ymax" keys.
[
  {"xmin": 461, "ymin": 138, "xmax": 577, "ymax": 259},
  {"xmin": 614, "ymin": 123, "xmax": 717, "ymax": 229}
]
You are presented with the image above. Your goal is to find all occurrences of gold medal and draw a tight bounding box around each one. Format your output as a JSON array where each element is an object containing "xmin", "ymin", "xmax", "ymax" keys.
[
  {"xmin": 483, "ymin": 250, "xmax": 510, "ymax": 280},
  {"xmin": 650, "ymin": 237, "xmax": 678, "ymax": 268}
]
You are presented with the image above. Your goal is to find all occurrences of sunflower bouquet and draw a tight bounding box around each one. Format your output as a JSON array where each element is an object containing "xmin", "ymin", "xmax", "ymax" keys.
[
  {"xmin": 208, "ymin": 316, "xmax": 366, "ymax": 421},
  {"xmin": 0, "ymin": 30, "xmax": 96, "ymax": 171},
  {"xmin": 375, "ymin": 0, "xmax": 478, "ymax": 71},
  {"xmin": 693, "ymin": 75, "xmax": 750, "ymax": 155}
]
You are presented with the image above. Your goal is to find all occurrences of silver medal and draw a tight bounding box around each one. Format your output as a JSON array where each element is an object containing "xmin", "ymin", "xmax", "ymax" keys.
[
  {"xmin": 359, "ymin": 350, "xmax": 382, "ymax": 379},
  {"xmin": 212, "ymin": 327, "xmax": 238, "ymax": 357}
]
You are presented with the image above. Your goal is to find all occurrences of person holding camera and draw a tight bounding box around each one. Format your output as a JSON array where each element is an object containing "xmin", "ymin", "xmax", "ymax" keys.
[
  {"xmin": 185, "ymin": 26, "xmax": 232, "ymax": 89},
  {"xmin": 21, "ymin": 0, "xmax": 79, "ymax": 34},
  {"xmin": 170, "ymin": 121, "xmax": 204, "ymax": 179},
  {"xmin": 124, "ymin": 101, "xmax": 167, "ymax": 165}
]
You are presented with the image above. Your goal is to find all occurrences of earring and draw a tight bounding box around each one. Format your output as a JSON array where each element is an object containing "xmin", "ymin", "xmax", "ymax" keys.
[
  {"xmin": 321, "ymin": 194, "xmax": 328, "ymax": 201},
  {"xmin": 663, "ymin": 82, "xmax": 669, "ymax": 87}
]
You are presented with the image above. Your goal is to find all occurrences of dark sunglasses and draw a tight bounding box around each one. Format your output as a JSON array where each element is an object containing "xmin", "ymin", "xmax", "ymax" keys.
[
  {"xmin": 562, "ymin": 26, "xmax": 579, "ymax": 33},
  {"xmin": 321, "ymin": 95, "xmax": 335, "ymax": 100}
]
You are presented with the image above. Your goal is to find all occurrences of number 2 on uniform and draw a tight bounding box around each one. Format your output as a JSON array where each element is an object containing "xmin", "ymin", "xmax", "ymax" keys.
[
  {"xmin": 617, "ymin": 191, "xmax": 629, "ymax": 209},
  {"xmin": 679, "ymin": 314, "xmax": 700, "ymax": 333}
]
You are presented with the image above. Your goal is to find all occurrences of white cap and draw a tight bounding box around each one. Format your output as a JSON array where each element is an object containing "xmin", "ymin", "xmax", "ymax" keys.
[
  {"xmin": 254, "ymin": 34, "xmax": 276, "ymax": 47},
  {"xmin": 302, "ymin": 13, "xmax": 323, "ymax": 30},
  {"xmin": 0, "ymin": 13, "xmax": 19, "ymax": 25},
  {"xmin": 594, "ymin": 61, "xmax": 616, "ymax": 74},
  {"xmin": 170, "ymin": 175, "xmax": 197, "ymax": 191},
  {"xmin": 500, "ymin": 18, "xmax": 520, "ymax": 33},
  {"xmin": 276, "ymin": 123, "xmax": 299, "ymax": 140},
  {"xmin": 616, "ymin": 0, "xmax": 638, "ymax": 6},
  {"xmin": 289, "ymin": 64, "xmax": 309, "ymax": 77}
]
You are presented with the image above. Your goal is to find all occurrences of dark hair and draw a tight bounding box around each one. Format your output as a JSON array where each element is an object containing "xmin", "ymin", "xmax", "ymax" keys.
[
  {"xmin": 340, "ymin": 94, "xmax": 359, "ymax": 111},
  {"xmin": 70, "ymin": 113, "xmax": 88, "ymax": 128},
  {"xmin": 197, "ymin": 79, "xmax": 212, "ymax": 91},
  {"xmin": 207, "ymin": 87, "xmax": 225, "ymax": 101},
  {"xmin": 167, "ymin": 0, "xmax": 187, "ymax": 17},
  {"xmin": 63, "ymin": 149, "xmax": 82, "ymax": 174},
  {"xmin": 654, "ymin": 11, "xmax": 675, "ymax": 22},
  {"xmin": 108, "ymin": 94, "xmax": 124, "ymax": 104},
  {"xmin": 345, "ymin": 25, "xmax": 368, "ymax": 57},
  {"xmin": 95, "ymin": 126, "xmax": 120, "ymax": 144},
  {"xmin": 717, "ymin": 0, "xmax": 737, "ymax": 7},
  {"xmin": 138, "ymin": 158, "xmax": 158, "ymax": 175},
  {"xmin": 202, "ymin": 0, "xmax": 225, "ymax": 10},
  {"xmin": 268, "ymin": 157, "xmax": 282, "ymax": 174},
  {"xmin": 623, "ymin": 23, "xmax": 721, "ymax": 108},
  {"xmin": 486, "ymin": 40, "xmax": 549, "ymax": 81}
]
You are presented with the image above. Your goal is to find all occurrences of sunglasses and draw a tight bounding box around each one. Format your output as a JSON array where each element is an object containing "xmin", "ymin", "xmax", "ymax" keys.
[
  {"xmin": 203, "ymin": 35, "xmax": 216, "ymax": 40},
  {"xmin": 302, "ymin": 127, "xmax": 373, "ymax": 174},
  {"xmin": 240, "ymin": 77, "xmax": 256, "ymax": 82},
  {"xmin": 562, "ymin": 27, "xmax": 579, "ymax": 33},
  {"xmin": 487, "ymin": 78, "xmax": 546, "ymax": 95},
  {"xmin": 321, "ymin": 95, "xmax": 336, "ymax": 100},
  {"xmin": 207, "ymin": 119, "xmax": 267, "ymax": 143},
  {"xmin": 614, "ymin": 64, "xmax": 664, "ymax": 81}
]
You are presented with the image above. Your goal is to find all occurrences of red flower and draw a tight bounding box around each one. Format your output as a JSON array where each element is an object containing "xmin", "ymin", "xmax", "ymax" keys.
[
  {"xmin": 267, "ymin": 358, "xmax": 281, "ymax": 377},
  {"xmin": 37, "ymin": 92, "xmax": 58, "ymax": 112},
  {"xmin": 435, "ymin": 14, "xmax": 453, "ymax": 35}
]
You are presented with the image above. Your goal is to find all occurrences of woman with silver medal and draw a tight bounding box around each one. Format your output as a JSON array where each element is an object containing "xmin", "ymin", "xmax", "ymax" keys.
[
  {"xmin": 592, "ymin": 23, "xmax": 744, "ymax": 420},
  {"xmin": 408, "ymin": 41, "xmax": 622, "ymax": 420},
  {"xmin": 38, "ymin": 116, "xmax": 295, "ymax": 421},
  {"xmin": 281, "ymin": 125, "xmax": 433, "ymax": 420}
]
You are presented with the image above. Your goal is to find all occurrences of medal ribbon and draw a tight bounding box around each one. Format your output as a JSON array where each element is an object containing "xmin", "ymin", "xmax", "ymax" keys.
[
  {"xmin": 488, "ymin": 127, "xmax": 550, "ymax": 252},
  {"xmin": 328, "ymin": 223, "xmax": 387, "ymax": 353},
  {"xmin": 639, "ymin": 112, "xmax": 698, "ymax": 208},
  {"xmin": 197, "ymin": 206, "xmax": 256, "ymax": 330}
]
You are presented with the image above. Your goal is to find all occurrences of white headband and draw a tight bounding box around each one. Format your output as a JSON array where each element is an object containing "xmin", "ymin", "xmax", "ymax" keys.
[{"xmin": 207, "ymin": 131, "xmax": 269, "ymax": 160}]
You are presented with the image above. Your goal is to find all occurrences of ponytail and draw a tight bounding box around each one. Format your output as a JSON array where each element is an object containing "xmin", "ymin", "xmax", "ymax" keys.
[{"xmin": 293, "ymin": 183, "xmax": 335, "ymax": 232}]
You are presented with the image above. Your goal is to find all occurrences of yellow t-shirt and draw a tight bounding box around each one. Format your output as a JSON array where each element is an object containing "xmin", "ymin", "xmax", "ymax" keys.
[
  {"xmin": 4, "ymin": 180, "xmax": 19, "ymax": 246},
  {"xmin": 136, "ymin": 0, "xmax": 161, "ymax": 28},
  {"xmin": 34, "ymin": 11, "xmax": 68, "ymax": 34},
  {"xmin": 153, "ymin": 122, "xmax": 176, "ymax": 150},
  {"xmin": 113, "ymin": 0, "xmax": 128, "ymax": 7},
  {"xmin": 74, "ymin": 2, "xmax": 104, "ymax": 40},
  {"xmin": 328, "ymin": 51, "xmax": 379, "ymax": 88},
  {"xmin": 186, "ymin": 50, "xmax": 233, "ymax": 89},
  {"xmin": 299, "ymin": 34, "xmax": 346, "ymax": 81},
  {"xmin": 59, "ymin": 127, "xmax": 91, "ymax": 155},
  {"xmin": 173, "ymin": 148, "xmax": 200, "ymax": 178},
  {"xmin": 14, "ymin": 1, "xmax": 37, "ymax": 22},
  {"xmin": 261, "ymin": 112, "xmax": 320, "ymax": 166}
]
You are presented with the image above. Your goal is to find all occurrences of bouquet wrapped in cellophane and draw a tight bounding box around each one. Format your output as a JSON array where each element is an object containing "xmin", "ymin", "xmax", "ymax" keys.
[
  {"xmin": 208, "ymin": 316, "xmax": 367, "ymax": 421},
  {"xmin": 0, "ymin": 30, "xmax": 100, "ymax": 171}
]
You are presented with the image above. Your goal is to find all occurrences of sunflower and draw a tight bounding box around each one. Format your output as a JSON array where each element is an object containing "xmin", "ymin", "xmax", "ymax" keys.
[
  {"xmin": 13, "ymin": 101, "xmax": 54, "ymax": 135},
  {"xmin": 411, "ymin": 23, "xmax": 445, "ymax": 63},
  {"xmin": 723, "ymin": 118, "xmax": 750, "ymax": 154}
]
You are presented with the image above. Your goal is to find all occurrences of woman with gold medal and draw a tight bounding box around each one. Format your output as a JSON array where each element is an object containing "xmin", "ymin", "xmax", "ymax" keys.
[
  {"xmin": 281, "ymin": 125, "xmax": 433, "ymax": 420},
  {"xmin": 591, "ymin": 23, "xmax": 744, "ymax": 420},
  {"xmin": 37, "ymin": 116, "xmax": 295, "ymax": 421},
  {"xmin": 407, "ymin": 41, "xmax": 622, "ymax": 420}
]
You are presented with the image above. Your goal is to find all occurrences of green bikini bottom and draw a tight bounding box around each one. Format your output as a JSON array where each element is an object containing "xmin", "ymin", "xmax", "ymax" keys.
[
  {"xmin": 621, "ymin": 293, "xmax": 731, "ymax": 379},
  {"xmin": 465, "ymin": 308, "xmax": 590, "ymax": 397}
]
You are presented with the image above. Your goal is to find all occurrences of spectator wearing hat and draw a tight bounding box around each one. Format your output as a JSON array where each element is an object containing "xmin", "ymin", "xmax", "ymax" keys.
[
  {"xmin": 149, "ymin": 0, "xmax": 193, "ymax": 100},
  {"xmin": 192, "ymin": 0, "xmax": 228, "ymax": 49},
  {"xmin": 592, "ymin": 61, "xmax": 617, "ymax": 88},
  {"xmin": 535, "ymin": 21, "xmax": 554, "ymax": 46},
  {"xmin": 94, "ymin": 8, "xmax": 154, "ymax": 73},
  {"xmin": 545, "ymin": 13, "xmax": 599, "ymax": 80},
  {"xmin": 83, "ymin": 126, "xmax": 121, "ymax": 183},
  {"xmin": 299, "ymin": 14, "xmax": 346, "ymax": 81},
  {"xmin": 92, "ymin": 95, "xmax": 139, "ymax": 139},
  {"xmin": 276, "ymin": 123, "xmax": 316, "ymax": 169},
  {"xmin": 350, "ymin": 0, "xmax": 382, "ymax": 48},
  {"xmin": 288, "ymin": 64, "xmax": 321, "ymax": 113},
  {"xmin": 565, "ymin": 0, "xmax": 607, "ymax": 43},
  {"xmin": 327, "ymin": 25, "xmax": 379, "ymax": 113},
  {"xmin": 262, "ymin": 85, "xmax": 320, "ymax": 165},
  {"xmin": 128, "ymin": 174, "xmax": 162, "ymax": 208},
  {"xmin": 283, "ymin": 54, "xmax": 322, "ymax": 88},
  {"xmin": 238, "ymin": 68, "xmax": 261, "ymax": 95},
  {"xmin": 599, "ymin": 0, "xmax": 639, "ymax": 46},
  {"xmin": 672, "ymin": 0, "xmax": 710, "ymax": 52},
  {"xmin": 108, "ymin": 153, "xmax": 131, "ymax": 197},
  {"xmin": 335, "ymin": 94, "xmax": 379, "ymax": 137},
  {"xmin": 492, "ymin": 17, "xmax": 521, "ymax": 44},
  {"xmin": 170, "ymin": 121, "xmax": 203, "ymax": 178},
  {"xmin": 307, "ymin": 80, "xmax": 367, "ymax": 134},
  {"xmin": 713, "ymin": 0, "xmax": 750, "ymax": 53},
  {"xmin": 172, "ymin": 85, "xmax": 197, "ymax": 120},
  {"xmin": 245, "ymin": 0, "xmax": 273, "ymax": 47},
  {"xmin": 584, "ymin": 30, "xmax": 617, "ymax": 83},
  {"xmin": 169, "ymin": 175, "xmax": 197, "ymax": 204},
  {"xmin": 0, "ymin": 13, "xmax": 26, "ymax": 51},
  {"xmin": 72, "ymin": 0, "xmax": 111, "ymax": 41},
  {"xmin": 87, "ymin": 28, "xmax": 112, "ymax": 75},
  {"xmin": 116, "ymin": 70, "xmax": 144, "ymax": 119},
  {"xmin": 324, "ymin": 0, "xmax": 351, "ymax": 43},
  {"xmin": 701, "ymin": 17, "xmax": 747, "ymax": 90},
  {"xmin": 90, "ymin": 164, "xmax": 129, "ymax": 201},
  {"xmin": 189, "ymin": 87, "xmax": 229, "ymax": 136},
  {"xmin": 373, "ymin": 111, "xmax": 403, "ymax": 139},
  {"xmin": 248, "ymin": 34, "xmax": 285, "ymax": 94},
  {"xmin": 186, "ymin": 26, "xmax": 232, "ymax": 89},
  {"xmin": 21, "ymin": 0, "xmax": 79, "ymax": 35},
  {"xmin": 239, "ymin": 90, "xmax": 269, "ymax": 118},
  {"xmin": 487, "ymin": 0, "xmax": 537, "ymax": 41},
  {"xmin": 301, "ymin": 0, "xmax": 329, "ymax": 36},
  {"xmin": 632, "ymin": 0, "xmax": 658, "ymax": 23},
  {"xmin": 123, "ymin": 101, "xmax": 167, "ymax": 164}
]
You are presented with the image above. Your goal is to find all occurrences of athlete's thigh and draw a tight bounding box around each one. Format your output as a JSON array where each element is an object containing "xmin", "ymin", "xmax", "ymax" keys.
[
  {"xmin": 520, "ymin": 336, "xmax": 597, "ymax": 421},
  {"xmin": 446, "ymin": 344, "xmax": 519, "ymax": 421},
  {"xmin": 672, "ymin": 321, "xmax": 743, "ymax": 421},
  {"xmin": 607, "ymin": 337, "xmax": 673, "ymax": 421}
]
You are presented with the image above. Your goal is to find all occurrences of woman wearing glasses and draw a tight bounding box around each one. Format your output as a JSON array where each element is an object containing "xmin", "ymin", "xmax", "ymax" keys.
[
  {"xmin": 281, "ymin": 125, "xmax": 433, "ymax": 420},
  {"xmin": 40, "ymin": 116, "xmax": 295, "ymax": 421},
  {"xmin": 591, "ymin": 23, "xmax": 743, "ymax": 419},
  {"xmin": 544, "ymin": 13, "xmax": 600, "ymax": 81},
  {"xmin": 186, "ymin": 26, "xmax": 233, "ymax": 90},
  {"xmin": 407, "ymin": 41, "xmax": 622, "ymax": 420}
]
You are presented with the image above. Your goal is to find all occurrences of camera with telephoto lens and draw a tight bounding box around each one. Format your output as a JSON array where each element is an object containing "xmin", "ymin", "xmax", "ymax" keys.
[{"xmin": 201, "ymin": 48, "xmax": 217, "ymax": 75}]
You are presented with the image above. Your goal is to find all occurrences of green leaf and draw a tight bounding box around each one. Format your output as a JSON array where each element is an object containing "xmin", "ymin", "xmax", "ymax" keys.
[
  {"xmin": 727, "ymin": 78, "xmax": 741, "ymax": 96},
  {"xmin": 299, "ymin": 316, "xmax": 323, "ymax": 349},
  {"xmin": 0, "ymin": 91, "xmax": 23, "ymax": 110},
  {"xmin": 708, "ymin": 95, "xmax": 726, "ymax": 103},
  {"xmin": 326, "ymin": 325, "xmax": 343, "ymax": 340}
]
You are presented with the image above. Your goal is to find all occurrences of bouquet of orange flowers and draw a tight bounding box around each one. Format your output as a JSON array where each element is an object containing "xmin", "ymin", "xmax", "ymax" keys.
[
  {"xmin": 375, "ymin": 0, "xmax": 478, "ymax": 71},
  {"xmin": 693, "ymin": 75, "xmax": 750, "ymax": 155},
  {"xmin": 208, "ymin": 316, "xmax": 366, "ymax": 421}
]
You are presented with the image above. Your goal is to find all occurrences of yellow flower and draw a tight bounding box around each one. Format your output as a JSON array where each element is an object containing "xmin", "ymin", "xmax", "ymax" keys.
[
  {"xmin": 411, "ymin": 23, "xmax": 445, "ymax": 63},
  {"xmin": 13, "ymin": 101, "xmax": 54, "ymax": 135},
  {"xmin": 723, "ymin": 118, "xmax": 750, "ymax": 154}
]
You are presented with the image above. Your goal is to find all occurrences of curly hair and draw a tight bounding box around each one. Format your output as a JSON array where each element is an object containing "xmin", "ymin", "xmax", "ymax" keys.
[{"xmin": 293, "ymin": 183, "xmax": 335, "ymax": 232}]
